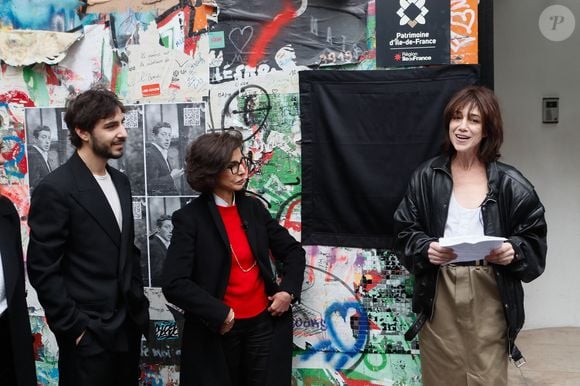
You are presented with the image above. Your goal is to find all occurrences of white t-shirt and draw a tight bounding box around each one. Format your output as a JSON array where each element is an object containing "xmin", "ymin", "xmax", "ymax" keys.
[
  {"xmin": 444, "ymin": 193, "xmax": 484, "ymax": 238},
  {"xmin": 94, "ymin": 171, "xmax": 123, "ymax": 230}
]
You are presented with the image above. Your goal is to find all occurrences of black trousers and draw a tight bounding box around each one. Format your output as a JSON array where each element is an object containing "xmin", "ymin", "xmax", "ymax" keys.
[
  {"xmin": 57, "ymin": 324, "xmax": 142, "ymax": 386},
  {"xmin": 221, "ymin": 310, "xmax": 274, "ymax": 386},
  {"xmin": 0, "ymin": 312, "xmax": 17, "ymax": 386}
]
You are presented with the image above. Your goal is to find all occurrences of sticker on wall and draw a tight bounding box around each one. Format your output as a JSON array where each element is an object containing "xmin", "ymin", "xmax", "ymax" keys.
[
  {"xmin": 208, "ymin": 31, "xmax": 225, "ymax": 49},
  {"xmin": 375, "ymin": 0, "xmax": 451, "ymax": 67},
  {"xmin": 539, "ymin": 5, "xmax": 576, "ymax": 42}
]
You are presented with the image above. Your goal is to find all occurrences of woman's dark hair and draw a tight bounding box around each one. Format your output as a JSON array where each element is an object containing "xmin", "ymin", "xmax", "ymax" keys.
[
  {"xmin": 185, "ymin": 130, "xmax": 243, "ymax": 193},
  {"xmin": 442, "ymin": 85, "xmax": 503, "ymax": 163},
  {"xmin": 64, "ymin": 87, "xmax": 126, "ymax": 148}
]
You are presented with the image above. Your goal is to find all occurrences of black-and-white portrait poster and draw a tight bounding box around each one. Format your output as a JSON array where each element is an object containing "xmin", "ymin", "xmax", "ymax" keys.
[
  {"xmin": 24, "ymin": 107, "xmax": 70, "ymax": 191},
  {"xmin": 144, "ymin": 103, "xmax": 206, "ymax": 196},
  {"xmin": 146, "ymin": 197, "xmax": 195, "ymax": 287},
  {"xmin": 24, "ymin": 102, "xmax": 206, "ymax": 288}
]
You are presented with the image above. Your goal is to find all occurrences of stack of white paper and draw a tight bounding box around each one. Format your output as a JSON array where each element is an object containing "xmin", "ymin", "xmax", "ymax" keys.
[{"xmin": 439, "ymin": 235, "xmax": 507, "ymax": 263}]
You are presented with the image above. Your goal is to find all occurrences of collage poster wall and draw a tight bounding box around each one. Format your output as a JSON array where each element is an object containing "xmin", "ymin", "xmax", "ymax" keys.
[{"xmin": 0, "ymin": 0, "xmax": 479, "ymax": 384}]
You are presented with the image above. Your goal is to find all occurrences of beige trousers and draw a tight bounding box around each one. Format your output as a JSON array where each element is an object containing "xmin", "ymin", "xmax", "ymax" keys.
[{"xmin": 419, "ymin": 265, "xmax": 508, "ymax": 386}]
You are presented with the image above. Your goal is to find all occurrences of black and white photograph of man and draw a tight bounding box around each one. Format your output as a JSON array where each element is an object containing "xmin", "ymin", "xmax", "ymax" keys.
[
  {"xmin": 146, "ymin": 196, "xmax": 191, "ymax": 287},
  {"xmin": 144, "ymin": 103, "xmax": 205, "ymax": 196},
  {"xmin": 25, "ymin": 107, "xmax": 73, "ymax": 173},
  {"xmin": 144, "ymin": 114, "xmax": 183, "ymax": 195},
  {"xmin": 148, "ymin": 214, "xmax": 172, "ymax": 287},
  {"xmin": 26, "ymin": 125, "xmax": 54, "ymax": 190}
]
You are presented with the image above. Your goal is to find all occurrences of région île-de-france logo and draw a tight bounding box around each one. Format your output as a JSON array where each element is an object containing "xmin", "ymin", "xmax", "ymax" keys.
[
  {"xmin": 394, "ymin": 53, "xmax": 402, "ymax": 61},
  {"xmin": 397, "ymin": 0, "xmax": 429, "ymax": 28}
]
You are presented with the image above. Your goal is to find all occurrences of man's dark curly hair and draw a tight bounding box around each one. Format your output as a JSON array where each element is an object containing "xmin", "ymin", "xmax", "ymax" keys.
[
  {"xmin": 185, "ymin": 131, "xmax": 243, "ymax": 194},
  {"xmin": 64, "ymin": 87, "xmax": 125, "ymax": 148}
]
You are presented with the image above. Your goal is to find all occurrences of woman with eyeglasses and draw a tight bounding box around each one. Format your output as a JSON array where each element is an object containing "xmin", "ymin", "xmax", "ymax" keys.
[{"xmin": 162, "ymin": 131, "xmax": 305, "ymax": 386}]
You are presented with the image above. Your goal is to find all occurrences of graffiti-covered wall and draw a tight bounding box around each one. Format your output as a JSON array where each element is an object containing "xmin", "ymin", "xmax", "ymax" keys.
[{"xmin": 0, "ymin": 0, "xmax": 478, "ymax": 384}]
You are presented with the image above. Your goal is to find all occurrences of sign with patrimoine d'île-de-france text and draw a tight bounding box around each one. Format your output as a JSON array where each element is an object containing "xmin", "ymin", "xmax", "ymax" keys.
[{"xmin": 376, "ymin": 0, "xmax": 450, "ymax": 67}]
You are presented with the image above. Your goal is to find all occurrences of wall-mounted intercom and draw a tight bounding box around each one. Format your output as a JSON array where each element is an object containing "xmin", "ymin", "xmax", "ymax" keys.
[{"xmin": 542, "ymin": 97, "xmax": 559, "ymax": 124}]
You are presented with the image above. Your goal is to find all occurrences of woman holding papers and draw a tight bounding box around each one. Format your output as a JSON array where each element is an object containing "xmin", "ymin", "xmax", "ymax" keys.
[{"xmin": 393, "ymin": 86, "xmax": 547, "ymax": 386}]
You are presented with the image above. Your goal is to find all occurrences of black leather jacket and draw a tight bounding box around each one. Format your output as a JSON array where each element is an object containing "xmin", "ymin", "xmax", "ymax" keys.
[{"xmin": 393, "ymin": 155, "xmax": 547, "ymax": 363}]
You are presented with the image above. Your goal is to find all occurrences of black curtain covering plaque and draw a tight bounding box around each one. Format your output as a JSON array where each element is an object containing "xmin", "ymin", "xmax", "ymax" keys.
[{"xmin": 300, "ymin": 64, "xmax": 479, "ymax": 248}]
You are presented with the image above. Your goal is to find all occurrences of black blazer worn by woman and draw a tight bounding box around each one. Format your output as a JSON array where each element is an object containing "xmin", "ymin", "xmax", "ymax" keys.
[{"xmin": 163, "ymin": 191, "xmax": 305, "ymax": 386}]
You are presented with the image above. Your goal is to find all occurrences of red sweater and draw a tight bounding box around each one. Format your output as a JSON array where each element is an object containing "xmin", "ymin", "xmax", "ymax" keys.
[{"xmin": 217, "ymin": 205, "xmax": 268, "ymax": 319}]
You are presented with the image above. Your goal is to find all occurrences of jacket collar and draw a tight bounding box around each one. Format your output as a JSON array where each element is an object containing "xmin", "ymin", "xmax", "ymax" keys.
[
  {"xmin": 431, "ymin": 154, "xmax": 451, "ymax": 175},
  {"xmin": 431, "ymin": 154, "xmax": 500, "ymax": 201},
  {"xmin": 68, "ymin": 152, "xmax": 124, "ymax": 246},
  {"xmin": 485, "ymin": 160, "xmax": 499, "ymax": 199},
  {"xmin": 204, "ymin": 190, "xmax": 257, "ymax": 253}
]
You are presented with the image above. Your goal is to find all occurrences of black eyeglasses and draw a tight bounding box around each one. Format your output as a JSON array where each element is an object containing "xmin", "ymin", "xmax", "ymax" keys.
[{"xmin": 225, "ymin": 156, "xmax": 253, "ymax": 174}]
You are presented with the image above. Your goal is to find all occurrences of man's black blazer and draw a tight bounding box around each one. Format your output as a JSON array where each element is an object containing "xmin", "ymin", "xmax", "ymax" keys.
[
  {"xmin": 148, "ymin": 234, "xmax": 168, "ymax": 287},
  {"xmin": 0, "ymin": 195, "xmax": 37, "ymax": 385},
  {"xmin": 27, "ymin": 145, "xmax": 51, "ymax": 190},
  {"xmin": 145, "ymin": 143, "xmax": 177, "ymax": 195},
  {"xmin": 27, "ymin": 152, "xmax": 149, "ymax": 350}
]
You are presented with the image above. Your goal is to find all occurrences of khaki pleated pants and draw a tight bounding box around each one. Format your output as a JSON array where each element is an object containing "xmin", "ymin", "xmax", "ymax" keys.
[{"xmin": 419, "ymin": 265, "xmax": 508, "ymax": 386}]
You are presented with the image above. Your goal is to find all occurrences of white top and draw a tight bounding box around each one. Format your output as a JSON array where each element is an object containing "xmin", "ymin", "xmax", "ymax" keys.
[
  {"xmin": 94, "ymin": 171, "xmax": 123, "ymax": 230},
  {"xmin": 213, "ymin": 193, "xmax": 235, "ymax": 207},
  {"xmin": 0, "ymin": 251, "xmax": 7, "ymax": 315},
  {"xmin": 444, "ymin": 193, "xmax": 484, "ymax": 238}
]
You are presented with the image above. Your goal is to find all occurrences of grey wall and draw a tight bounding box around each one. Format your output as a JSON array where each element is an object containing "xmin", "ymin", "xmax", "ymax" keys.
[{"xmin": 495, "ymin": 1, "xmax": 580, "ymax": 328}]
